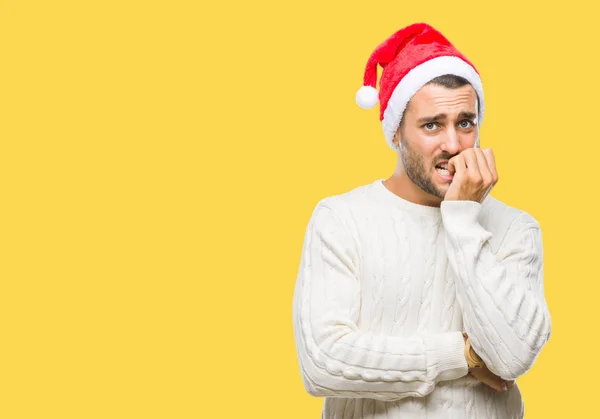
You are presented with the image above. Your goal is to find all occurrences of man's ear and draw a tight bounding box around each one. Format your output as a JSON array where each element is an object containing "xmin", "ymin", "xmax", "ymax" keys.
[
  {"xmin": 392, "ymin": 127, "xmax": 399, "ymax": 149},
  {"xmin": 392, "ymin": 126, "xmax": 402, "ymax": 151}
]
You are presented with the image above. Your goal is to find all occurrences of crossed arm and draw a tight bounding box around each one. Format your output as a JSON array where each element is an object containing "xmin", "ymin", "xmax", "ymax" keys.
[{"xmin": 440, "ymin": 200, "xmax": 552, "ymax": 380}]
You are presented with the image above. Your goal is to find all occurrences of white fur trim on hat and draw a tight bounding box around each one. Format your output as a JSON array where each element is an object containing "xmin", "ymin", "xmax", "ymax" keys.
[{"xmin": 381, "ymin": 56, "xmax": 484, "ymax": 151}]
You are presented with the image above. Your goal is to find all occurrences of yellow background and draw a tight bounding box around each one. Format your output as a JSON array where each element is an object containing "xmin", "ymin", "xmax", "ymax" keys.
[{"xmin": 0, "ymin": 0, "xmax": 591, "ymax": 417}]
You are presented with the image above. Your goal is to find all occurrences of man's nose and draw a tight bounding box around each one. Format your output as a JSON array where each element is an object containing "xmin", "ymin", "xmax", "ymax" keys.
[{"xmin": 440, "ymin": 129, "xmax": 461, "ymax": 154}]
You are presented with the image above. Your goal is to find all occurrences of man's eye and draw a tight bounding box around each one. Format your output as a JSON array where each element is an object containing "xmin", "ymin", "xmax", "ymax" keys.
[
  {"xmin": 459, "ymin": 120, "xmax": 474, "ymax": 128},
  {"xmin": 424, "ymin": 123, "xmax": 437, "ymax": 130}
]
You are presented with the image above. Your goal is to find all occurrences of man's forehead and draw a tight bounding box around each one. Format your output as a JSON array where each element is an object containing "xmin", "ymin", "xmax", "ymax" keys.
[{"xmin": 407, "ymin": 84, "xmax": 478, "ymax": 114}]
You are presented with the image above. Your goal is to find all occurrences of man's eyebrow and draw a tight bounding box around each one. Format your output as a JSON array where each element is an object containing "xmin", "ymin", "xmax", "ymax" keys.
[
  {"xmin": 417, "ymin": 114, "xmax": 446, "ymax": 124},
  {"xmin": 459, "ymin": 111, "xmax": 477, "ymax": 120},
  {"xmin": 416, "ymin": 111, "xmax": 477, "ymax": 124}
]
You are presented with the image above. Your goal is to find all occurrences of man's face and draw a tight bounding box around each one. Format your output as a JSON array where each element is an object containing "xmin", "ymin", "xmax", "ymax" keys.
[{"xmin": 393, "ymin": 83, "xmax": 479, "ymax": 199}]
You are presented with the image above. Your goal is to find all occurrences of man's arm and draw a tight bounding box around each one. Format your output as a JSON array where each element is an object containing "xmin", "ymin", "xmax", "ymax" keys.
[
  {"xmin": 440, "ymin": 200, "xmax": 552, "ymax": 381},
  {"xmin": 292, "ymin": 200, "xmax": 469, "ymax": 402}
]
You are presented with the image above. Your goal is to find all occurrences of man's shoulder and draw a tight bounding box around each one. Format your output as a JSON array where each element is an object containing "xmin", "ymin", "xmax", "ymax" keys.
[{"xmin": 314, "ymin": 180, "xmax": 375, "ymax": 212}]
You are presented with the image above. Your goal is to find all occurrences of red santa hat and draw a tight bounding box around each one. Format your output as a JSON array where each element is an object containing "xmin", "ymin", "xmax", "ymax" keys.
[{"xmin": 356, "ymin": 23, "xmax": 484, "ymax": 150}]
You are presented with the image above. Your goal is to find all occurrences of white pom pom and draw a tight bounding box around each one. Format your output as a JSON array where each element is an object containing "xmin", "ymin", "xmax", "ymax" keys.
[{"xmin": 356, "ymin": 85, "xmax": 379, "ymax": 109}]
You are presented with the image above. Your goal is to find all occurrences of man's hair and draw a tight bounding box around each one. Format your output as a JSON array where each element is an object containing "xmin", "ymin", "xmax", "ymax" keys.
[{"xmin": 425, "ymin": 74, "xmax": 471, "ymax": 89}]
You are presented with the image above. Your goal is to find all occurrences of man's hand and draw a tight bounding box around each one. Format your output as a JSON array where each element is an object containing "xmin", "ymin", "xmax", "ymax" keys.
[
  {"xmin": 445, "ymin": 148, "xmax": 498, "ymax": 203},
  {"xmin": 469, "ymin": 365, "xmax": 515, "ymax": 392},
  {"xmin": 463, "ymin": 332, "xmax": 514, "ymax": 392}
]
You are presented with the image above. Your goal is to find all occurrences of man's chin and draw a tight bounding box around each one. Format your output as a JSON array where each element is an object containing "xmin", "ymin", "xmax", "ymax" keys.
[
  {"xmin": 427, "ymin": 179, "xmax": 448, "ymax": 200},
  {"xmin": 419, "ymin": 184, "xmax": 446, "ymax": 200}
]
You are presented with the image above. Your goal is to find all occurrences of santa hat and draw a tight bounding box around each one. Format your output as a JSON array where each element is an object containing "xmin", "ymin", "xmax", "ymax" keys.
[{"xmin": 356, "ymin": 23, "xmax": 484, "ymax": 151}]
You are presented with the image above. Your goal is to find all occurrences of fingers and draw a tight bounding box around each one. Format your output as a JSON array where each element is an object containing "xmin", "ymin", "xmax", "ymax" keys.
[
  {"xmin": 473, "ymin": 149, "xmax": 494, "ymax": 202},
  {"xmin": 491, "ymin": 379, "xmax": 515, "ymax": 392},
  {"xmin": 474, "ymin": 149, "xmax": 492, "ymax": 186},
  {"xmin": 461, "ymin": 149, "xmax": 481, "ymax": 183},
  {"xmin": 481, "ymin": 148, "xmax": 499, "ymax": 185},
  {"xmin": 486, "ymin": 372, "xmax": 507, "ymax": 392},
  {"xmin": 446, "ymin": 148, "xmax": 498, "ymax": 203},
  {"xmin": 448, "ymin": 153, "xmax": 465, "ymax": 178}
]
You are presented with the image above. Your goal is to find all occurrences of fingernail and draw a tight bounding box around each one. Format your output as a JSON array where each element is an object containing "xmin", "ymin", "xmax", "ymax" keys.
[{"xmin": 502, "ymin": 383, "xmax": 507, "ymax": 391}]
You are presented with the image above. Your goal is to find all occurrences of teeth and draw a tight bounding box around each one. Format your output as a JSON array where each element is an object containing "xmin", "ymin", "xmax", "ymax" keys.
[{"xmin": 436, "ymin": 167, "xmax": 450, "ymax": 175}]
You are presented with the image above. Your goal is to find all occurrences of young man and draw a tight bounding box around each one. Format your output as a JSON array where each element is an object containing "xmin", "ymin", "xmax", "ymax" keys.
[{"xmin": 292, "ymin": 23, "xmax": 552, "ymax": 418}]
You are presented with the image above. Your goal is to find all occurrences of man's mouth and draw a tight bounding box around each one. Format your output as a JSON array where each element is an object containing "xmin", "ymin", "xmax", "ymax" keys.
[
  {"xmin": 434, "ymin": 161, "xmax": 453, "ymax": 178},
  {"xmin": 435, "ymin": 161, "xmax": 450, "ymax": 174}
]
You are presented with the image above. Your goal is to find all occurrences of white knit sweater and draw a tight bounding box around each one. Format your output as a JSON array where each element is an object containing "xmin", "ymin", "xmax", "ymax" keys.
[{"xmin": 292, "ymin": 178, "xmax": 552, "ymax": 419}]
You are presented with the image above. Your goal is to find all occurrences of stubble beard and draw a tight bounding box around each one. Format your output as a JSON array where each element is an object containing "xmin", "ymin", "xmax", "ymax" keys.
[{"xmin": 399, "ymin": 134, "xmax": 448, "ymax": 200}]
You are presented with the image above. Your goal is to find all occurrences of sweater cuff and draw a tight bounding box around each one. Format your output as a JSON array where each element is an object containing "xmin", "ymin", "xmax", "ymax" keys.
[{"xmin": 424, "ymin": 331, "xmax": 469, "ymax": 382}]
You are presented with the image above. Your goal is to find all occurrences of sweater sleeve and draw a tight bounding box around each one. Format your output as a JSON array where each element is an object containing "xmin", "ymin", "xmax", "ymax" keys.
[
  {"xmin": 440, "ymin": 200, "xmax": 552, "ymax": 381},
  {"xmin": 292, "ymin": 201, "xmax": 469, "ymax": 402}
]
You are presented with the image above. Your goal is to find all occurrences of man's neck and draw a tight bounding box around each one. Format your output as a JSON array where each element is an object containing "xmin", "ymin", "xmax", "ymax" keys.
[{"xmin": 383, "ymin": 172, "xmax": 443, "ymax": 208}]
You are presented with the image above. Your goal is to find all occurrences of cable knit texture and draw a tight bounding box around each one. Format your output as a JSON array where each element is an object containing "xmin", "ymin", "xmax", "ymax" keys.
[{"xmin": 292, "ymin": 178, "xmax": 552, "ymax": 419}]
